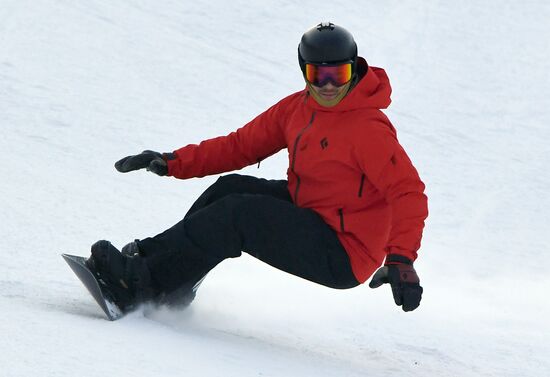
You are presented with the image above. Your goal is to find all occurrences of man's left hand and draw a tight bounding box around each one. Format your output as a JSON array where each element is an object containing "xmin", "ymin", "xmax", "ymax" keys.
[{"xmin": 369, "ymin": 255, "xmax": 423, "ymax": 312}]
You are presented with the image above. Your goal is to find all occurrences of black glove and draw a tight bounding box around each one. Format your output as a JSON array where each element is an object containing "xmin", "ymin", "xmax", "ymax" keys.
[
  {"xmin": 114, "ymin": 150, "xmax": 169, "ymax": 176},
  {"xmin": 369, "ymin": 254, "xmax": 423, "ymax": 312}
]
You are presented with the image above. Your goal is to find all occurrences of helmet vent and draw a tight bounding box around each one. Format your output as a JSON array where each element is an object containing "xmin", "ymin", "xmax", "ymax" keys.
[{"xmin": 317, "ymin": 22, "xmax": 335, "ymax": 31}]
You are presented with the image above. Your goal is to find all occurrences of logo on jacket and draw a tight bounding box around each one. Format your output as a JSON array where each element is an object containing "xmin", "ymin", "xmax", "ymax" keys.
[{"xmin": 320, "ymin": 137, "xmax": 329, "ymax": 150}]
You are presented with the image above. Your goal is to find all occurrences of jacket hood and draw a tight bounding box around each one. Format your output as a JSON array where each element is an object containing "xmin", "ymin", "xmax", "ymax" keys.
[{"xmin": 304, "ymin": 57, "xmax": 392, "ymax": 112}]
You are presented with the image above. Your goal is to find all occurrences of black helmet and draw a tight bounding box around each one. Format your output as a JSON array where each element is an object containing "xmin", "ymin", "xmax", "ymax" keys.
[{"xmin": 298, "ymin": 22, "xmax": 358, "ymax": 73}]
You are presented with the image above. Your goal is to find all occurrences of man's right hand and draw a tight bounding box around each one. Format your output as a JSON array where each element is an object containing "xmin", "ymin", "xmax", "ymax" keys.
[{"xmin": 114, "ymin": 150, "xmax": 168, "ymax": 176}]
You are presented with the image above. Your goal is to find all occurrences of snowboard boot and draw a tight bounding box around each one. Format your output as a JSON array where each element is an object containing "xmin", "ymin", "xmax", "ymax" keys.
[
  {"xmin": 121, "ymin": 240, "xmax": 141, "ymax": 257},
  {"xmin": 88, "ymin": 240, "xmax": 155, "ymax": 311}
]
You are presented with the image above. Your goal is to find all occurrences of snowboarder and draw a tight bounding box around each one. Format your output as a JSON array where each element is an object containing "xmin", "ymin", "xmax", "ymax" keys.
[{"xmin": 89, "ymin": 22, "xmax": 428, "ymax": 314}]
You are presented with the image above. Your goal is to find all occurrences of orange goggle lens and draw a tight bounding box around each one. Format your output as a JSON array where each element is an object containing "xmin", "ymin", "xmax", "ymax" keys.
[{"xmin": 305, "ymin": 63, "xmax": 352, "ymax": 87}]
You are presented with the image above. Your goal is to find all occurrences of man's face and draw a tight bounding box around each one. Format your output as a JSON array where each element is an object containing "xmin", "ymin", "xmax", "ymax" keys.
[
  {"xmin": 304, "ymin": 62, "xmax": 353, "ymax": 105},
  {"xmin": 310, "ymin": 82, "xmax": 348, "ymax": 102}
]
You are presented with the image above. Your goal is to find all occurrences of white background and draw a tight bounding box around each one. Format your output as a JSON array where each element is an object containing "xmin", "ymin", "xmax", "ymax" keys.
[{"xmin": 1, "ymin": 1, "xmax": 548, "ymax": 376}]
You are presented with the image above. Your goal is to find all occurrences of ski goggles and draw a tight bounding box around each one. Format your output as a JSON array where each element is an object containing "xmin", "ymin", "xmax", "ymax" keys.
[{"xmin": 305, "ymin": 63, "xmax": 353, "ymax": 87}]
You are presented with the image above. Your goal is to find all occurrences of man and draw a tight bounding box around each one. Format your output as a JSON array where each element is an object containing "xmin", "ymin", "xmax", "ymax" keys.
[{"xmin": 90, "ymin": 22, "xmax": 428, "ymax": 313}]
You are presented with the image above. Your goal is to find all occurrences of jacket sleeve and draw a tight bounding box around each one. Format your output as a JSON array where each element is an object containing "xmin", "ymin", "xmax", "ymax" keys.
[
  {"xmin": 166, "ymin": 100, "xmax": 289, "ymax": 179},
  {"xmin": 355, "ymin": 124, "xmax": 428, "ymax": 262}
]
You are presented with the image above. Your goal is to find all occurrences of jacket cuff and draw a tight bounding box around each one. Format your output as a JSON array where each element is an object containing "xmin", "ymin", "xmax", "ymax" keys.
[
  {"xmin": 161, "ymin": 152, "xmax": 177, "ymax": 176},
  {"xmin": 385, "ymin": 254, "xmax": 413, "ymax": 265},
  {"xmin": 162, "ymin": 152, "xmax": 176, "ymax": 161}
]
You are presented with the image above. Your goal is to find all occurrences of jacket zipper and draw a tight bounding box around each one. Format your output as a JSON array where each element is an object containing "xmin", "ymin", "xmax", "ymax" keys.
[
  {"xmin": 291, "ymin": 111, "xmax": 316, "ymax": 204},
  {"xmin": 338, "ymin": 208, "xmax": 345, "ymax": 232}
]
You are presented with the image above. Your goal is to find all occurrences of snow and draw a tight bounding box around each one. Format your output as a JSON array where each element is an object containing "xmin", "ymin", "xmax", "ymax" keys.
[{"xmin": 1, "ymin": 1, "xmax": 549, "ymax": 376}]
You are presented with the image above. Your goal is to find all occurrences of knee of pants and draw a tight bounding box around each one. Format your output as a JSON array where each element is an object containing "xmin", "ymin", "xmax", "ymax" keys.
[
  {"xmin": 217, "ymin": 173, "xmax": 251, "ymax": 184},
  {"xmin": 186, "ymin": 174, "xmax": 259, "ymax": 221},
  {"xmin": 208, "ymin": 174, "xmax": 249, "ymax": 194},
  {"xmin": 214, "ymin": 173, "xmax": 243, "ymax": 184}
]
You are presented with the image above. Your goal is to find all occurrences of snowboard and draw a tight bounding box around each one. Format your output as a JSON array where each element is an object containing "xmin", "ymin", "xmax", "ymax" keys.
[
  {"xmin": 63, "ymin": 253, "xmax": 206, "ymax": 321},
  {"xmin": 62, "ymin": 254, "xmax": 124, "ymax": 320}
]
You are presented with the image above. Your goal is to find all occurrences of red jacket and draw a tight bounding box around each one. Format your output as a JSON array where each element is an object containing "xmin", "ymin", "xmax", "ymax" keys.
[{"xmin": 166, "ymin": 58, "xmax": 428, "ymax": 283}]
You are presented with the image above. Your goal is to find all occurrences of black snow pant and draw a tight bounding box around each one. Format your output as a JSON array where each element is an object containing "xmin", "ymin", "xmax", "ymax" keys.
[{"xmin": 136, "ymin": 174, "xmax": 359, "ymax": 297}]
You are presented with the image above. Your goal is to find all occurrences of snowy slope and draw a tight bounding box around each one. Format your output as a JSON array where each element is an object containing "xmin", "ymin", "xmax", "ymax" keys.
[{"xmin": 1, "ymin": 1, "xmax": 549, "ymax": 376}]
